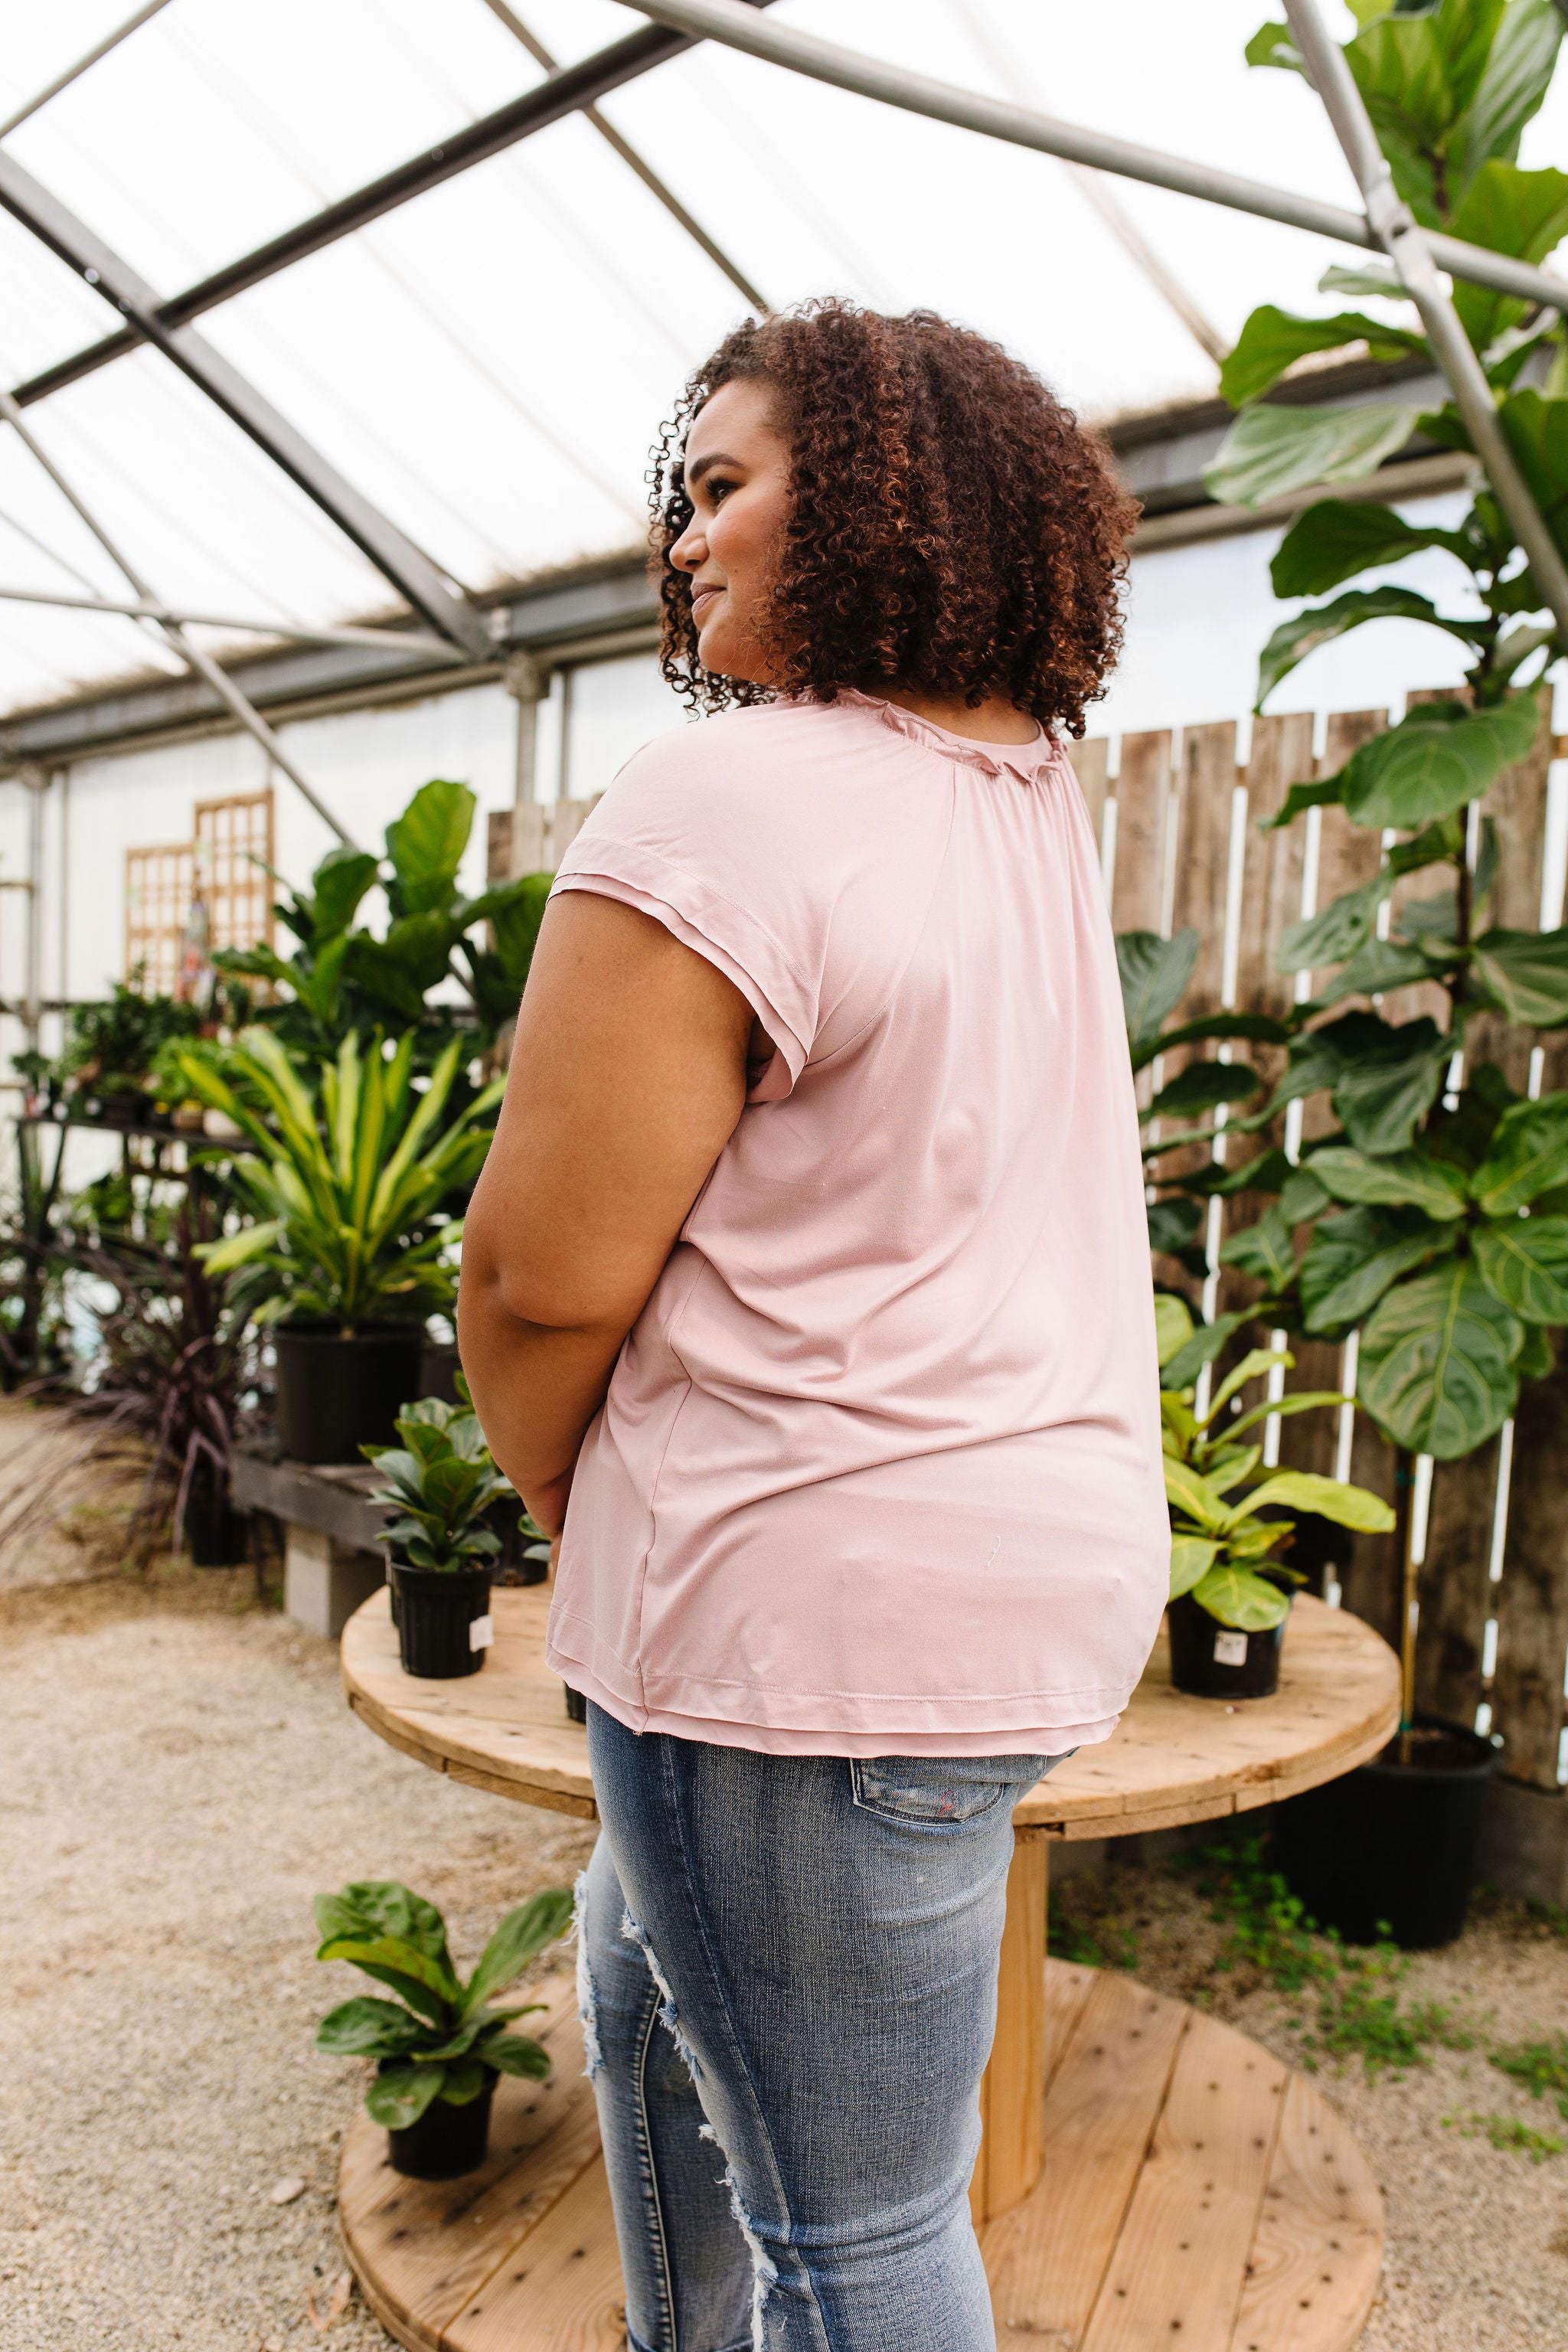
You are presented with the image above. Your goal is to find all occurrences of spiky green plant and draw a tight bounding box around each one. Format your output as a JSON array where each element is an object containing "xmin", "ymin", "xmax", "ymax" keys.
[{"xmin": 181, "ymin": 1027, "xmax": 501, "ymax": 1330}]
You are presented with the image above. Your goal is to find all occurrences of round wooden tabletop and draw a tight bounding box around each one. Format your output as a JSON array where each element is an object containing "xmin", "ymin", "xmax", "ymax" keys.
[{"xmin": 341, "ymin": 1586, "xmax": 1400, "ymax": 1841}]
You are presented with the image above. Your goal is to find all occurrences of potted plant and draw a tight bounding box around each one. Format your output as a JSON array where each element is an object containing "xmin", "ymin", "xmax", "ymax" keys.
[
  {"xmin": 366, "ymin": 1389, "xmax": 511, "ymax": 1677},
  {"xmin": 180, "ymin": 1027, "xmax": 501, "ymax": 1462},
  {"xmin": 313, "ymin": 1879, "xmax": 572, "ymax": 2180},
  {"xmin": 1158, "ymin": 0, "xmax": 1568, "ymax": 1941},
  {"xmin": 1156, "ymin": 1298, "xmax": 1395, "ymax": 1697},
  {"xmin": 215, "ymin": 777, "xmax": 553, "ymax": 1065},
  {"xmin": 60, "ymin": 981, "xmax": 201, "ymax": 1127}
]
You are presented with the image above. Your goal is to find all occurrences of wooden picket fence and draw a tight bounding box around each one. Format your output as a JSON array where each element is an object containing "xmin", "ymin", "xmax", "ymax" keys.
[{"xmin": 492, "ymin": 701, "xmax": 1568, "ymax": 1796}]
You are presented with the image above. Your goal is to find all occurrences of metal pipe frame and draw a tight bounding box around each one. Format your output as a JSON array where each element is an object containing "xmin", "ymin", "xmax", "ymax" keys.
[
  {"xmin": 477, "ymin": 0, "xmax": 770, "ymax": 312},
  {"xmin": 0, "ymin": 386, "xmax": 358, "ymax": 847},
  {"xmin": 5, "ymin": 13, "xmax": 770, "ymax": 413},
  {"xmin": 0, "ymin": 0, "xmax": 175, "ymax": 141},
  {"xmin": 621, "ymin": 0, "xmax": 1568, "ymax": 316},
  {"xmin": 0, "ymin": 580, "xmax": 466, "ymax": 662},
  {"xmin": 1283, "ymin": 0, "xmax": 1568, "ymax": 651},
  {"xmin": 0, "ymin": 151, "xmax": 492, "ymax": 664}
]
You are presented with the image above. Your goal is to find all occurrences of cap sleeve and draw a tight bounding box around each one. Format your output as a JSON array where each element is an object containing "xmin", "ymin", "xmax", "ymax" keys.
[{"xmin": 548, "ymin": 717, "xmax": 821, "ymax": 1101}]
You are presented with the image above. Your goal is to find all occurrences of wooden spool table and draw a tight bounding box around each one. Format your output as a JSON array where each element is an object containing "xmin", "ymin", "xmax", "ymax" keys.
[{"xmin": 340, "ymin": 1589, "xmax": 1399, "ymax": 2352}]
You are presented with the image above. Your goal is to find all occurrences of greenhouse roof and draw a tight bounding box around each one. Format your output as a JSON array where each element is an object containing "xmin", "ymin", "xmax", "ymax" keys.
[{"xmin": 2, "ymin": 0, "xmax": 1566, "ymax": 737}]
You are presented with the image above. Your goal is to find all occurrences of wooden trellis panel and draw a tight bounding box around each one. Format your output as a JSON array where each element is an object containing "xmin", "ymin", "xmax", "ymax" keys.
[
  {"xmin": 194, "ymin": 789, "xmax": 273, "ymax": 962},
  {"xmin": 125, "ymin": 841, "xmax": 194, "ymax": 997}
]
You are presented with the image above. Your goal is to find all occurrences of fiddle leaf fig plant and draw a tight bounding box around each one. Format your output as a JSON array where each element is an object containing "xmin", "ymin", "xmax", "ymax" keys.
[
  {"xmin": 313, "ymin": 1880, "xmax": 573, "ymax": 2129},
  {"xmin": 364, "ymin": 1378, "xmax": 512, "ymax": 1573},
  {"xmin": 218, "ymin": 777, "xmax": 552, "ymax": 1058}
]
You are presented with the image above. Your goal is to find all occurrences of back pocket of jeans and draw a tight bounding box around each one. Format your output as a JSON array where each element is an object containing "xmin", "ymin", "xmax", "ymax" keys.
[{"xmin": 850, "ymin": 1755, "xmax": 1050, "ymax": 1826}]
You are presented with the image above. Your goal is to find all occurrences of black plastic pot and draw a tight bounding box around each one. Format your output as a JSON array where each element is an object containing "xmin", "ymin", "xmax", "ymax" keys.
[
  {"xmin": 180, "ymin": 1459, "xmax": 246, "ymax": 1567},
  {"xmin": 390, "ymin": 1559, "xmax": 492, "ymax": 1679},
  {"xmin": 384, "ymin": 2068, "xmax": 496, "ymax": 2180},
  {"xmin": 273, "ymin": 1324, "xmax": 424, "ymax": 1464},
  {"xmin": 418, "ymin": 1338, "xmax": 464, "ymax": 1407},
  {"xmin": 1167, "ymin": 1591, "xmax": 1289, "ymax": 1700},
  {"xmin": 1272, "ymin": 1715, "xmax": 1498, "ymax": 1949},
  {"xmin": 488, "ymin": 1495, "xmax": 548, "ymax": 1586},
  {"xmin": 564, "ymin": 1684, "xmax": 587, "ymax": 1723}
]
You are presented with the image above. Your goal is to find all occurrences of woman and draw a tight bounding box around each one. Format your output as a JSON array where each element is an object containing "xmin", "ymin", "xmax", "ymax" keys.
[{"xmin": 460, "ymin": 301, "xmax": 1166, "ymax": 2352}]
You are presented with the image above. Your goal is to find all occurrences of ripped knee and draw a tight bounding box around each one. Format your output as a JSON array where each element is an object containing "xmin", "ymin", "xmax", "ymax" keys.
[
  {"xmin": 620, "ymin": 1906, "xmax": 704, "ymax": 2085},
  {"xmin": 720, "ymin": 2162, "xmax": 779, "ymax": 2351},
  {"xmin": 572, "ymin": 1867, "xmax": 605, "ymax": 2080}
]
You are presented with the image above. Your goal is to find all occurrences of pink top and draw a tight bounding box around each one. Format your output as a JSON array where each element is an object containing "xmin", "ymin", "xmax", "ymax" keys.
[{"xmin": 545, "ymin": 690, "xmax": 1167, "ymax": 1757}]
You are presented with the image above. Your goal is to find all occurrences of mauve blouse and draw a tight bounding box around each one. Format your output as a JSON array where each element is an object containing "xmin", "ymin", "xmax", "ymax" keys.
[{"xmin": 544, "ymin": 689, "xmax": 1167, "ymax": 1757}]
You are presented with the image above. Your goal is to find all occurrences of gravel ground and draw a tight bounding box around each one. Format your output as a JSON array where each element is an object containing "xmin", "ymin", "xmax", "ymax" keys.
[{"xmin": 2, "ymin": 1534, "xmax": 1566, "ymax": 2350}]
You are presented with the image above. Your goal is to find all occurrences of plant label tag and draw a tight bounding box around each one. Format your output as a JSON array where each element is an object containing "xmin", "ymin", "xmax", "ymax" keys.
[
  {"xmin": 469, "ymin": 1613, "xmax": 495, "ymax": 1653},
  {"xmin": 1213, "ymin": 1628, "xmax": 1248, "ymax": 1668}
]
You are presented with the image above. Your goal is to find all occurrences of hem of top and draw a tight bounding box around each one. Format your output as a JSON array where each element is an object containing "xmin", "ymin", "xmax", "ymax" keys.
[{"xmin": 544, "ymin": 1632, "xmax": 1125, "ymax": 1759}]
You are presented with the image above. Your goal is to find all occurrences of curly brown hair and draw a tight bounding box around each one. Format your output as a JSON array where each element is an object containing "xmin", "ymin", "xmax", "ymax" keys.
[{"xmin": 649, "ymin": 300, "xmax": 1136, "ymax": 737}]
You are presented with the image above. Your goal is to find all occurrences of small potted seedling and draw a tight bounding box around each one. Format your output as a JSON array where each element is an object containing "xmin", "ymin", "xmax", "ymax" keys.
[
  {"xmin": 365, "ymin": 1383, "xmax": 511, "ymax": 1677},
  {"xmin": 314, "ymin": 1879, "xmax": 572, "ymax": 2180},
  {"xmin": 1158, "ymin": 1302, "xmax": 1394, "ymax": 1697}
]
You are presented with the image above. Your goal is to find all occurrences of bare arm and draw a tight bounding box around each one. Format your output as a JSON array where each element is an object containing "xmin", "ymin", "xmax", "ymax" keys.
[{"xmin": 458, "ymin": 891, "xmax": 753, "ymax": 1534}]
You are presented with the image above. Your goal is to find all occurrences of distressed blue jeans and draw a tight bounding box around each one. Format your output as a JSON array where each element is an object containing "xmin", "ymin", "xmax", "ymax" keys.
[{"xmin": 577, "ymin": 1703, "xmax": 1065, "ymax": 2352}]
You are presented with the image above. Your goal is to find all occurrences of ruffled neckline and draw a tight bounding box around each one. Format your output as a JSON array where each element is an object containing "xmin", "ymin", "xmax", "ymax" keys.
[{"xmin": 836, "ymin": 687, "xmax": 1060, "ymax": 782}]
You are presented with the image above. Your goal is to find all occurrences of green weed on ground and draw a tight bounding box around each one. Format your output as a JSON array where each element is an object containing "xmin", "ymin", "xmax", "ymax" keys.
[
  {"xmin": 1187, "ymin": 1835, "xmax": 1472, "ymax": 2079},
  {"xmin": 1489, "ymin": 2034, "xmax": 1568, "ymax": 2121},
  {"xmin": 1047, "ymin": 1893, "xmax": 1140, "ymax": 1971},
  {"xmin": 1444, "ymin": 2111, "xmax": 1565, "ymax": 2163}
]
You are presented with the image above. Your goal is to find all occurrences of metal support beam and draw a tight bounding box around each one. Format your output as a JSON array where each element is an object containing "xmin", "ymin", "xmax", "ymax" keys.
[
  {"xmin": 0, "ymin": 152, "xmax": 492, "ymax": 662},
  {"xmin": 0, "ymin": 387, "xmax": 358, "ymax": 847},
  {"xmin": 620, "ymin": 0, "xmax": 1568, "ymax": 317},
  {"xmin": 1283, "ymin": 0, "xmax": 1568, "ymax": 653},
  {"xmin": 0, "ymin": 580, "xmax": 467, "ymax": 662},
  {"xmin": 0, "ymin": 0, "xmax": 175, "ymax": 141},
  {"xmin": 478, "ymin": 0, "xmax": 770, "ymax": 312},
  {"xmin": 7, "ymin": 13, "xmax": 769, "ymax": 413}
]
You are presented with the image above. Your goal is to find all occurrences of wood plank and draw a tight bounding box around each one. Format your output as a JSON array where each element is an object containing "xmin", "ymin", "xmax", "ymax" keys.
[
  {"xmin": 1493, "ymin": 1359, "xmax": 1568, "ymax": 1788},
  {"xmin": 1067, "ymin": 735, "xmax": 1111, "ymax": 870},
  {"xmin": 1229, "ymin": 2075, "xmax": 1383, "ymax": 2352},
  {"xmin": 1235, "ymin": 712, "xmax": 1315, "ymax": 1024},
  {"xmin": 982, "ymin": 1972, "xmax": 1188, "ymax": 2343},
  {"xmin": 1459, "ymin": 683, "xmax": 1551, "ymax": 1092},
  {"xmin": 972, "ymin": 1839, "xmax": 1047, "ymax": 2224},
  {"xmin": 1302, "ymin": 710, "xmax": 1386, "ymax": 1142},
  {"xmin": 445, "ymin": 2153, "xmax": 626, "ymax": 2352},
  {"xmin": 1338, "ymin": 1414, "xmax": 1403, "ymax": 1655},
  {"xmin": 1110, "ymin": 731, "xmax": 1173, "ymax": 936},
  {"xmin": 1041, "ymin": 1956, "xmax": 1099, "ymax": 2089},
  {"xmin": 1414, "ymin": 1439, "xmax": 1501, "ymax": 1730},
  {"xmin": 1081, "ymin": 2010, "xmax": 1289, "ymax": 2352},
  {"xmin": 1171, "ymin": 721, "xmax": 1238, "ymax": 1020}
]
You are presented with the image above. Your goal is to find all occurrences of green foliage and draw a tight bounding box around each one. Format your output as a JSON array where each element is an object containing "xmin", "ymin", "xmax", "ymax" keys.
[
  {"xmin": 58, "ymin": 982, "xmax": 202, "ymax": 1102},
  {"xmin": 1444, "ymin": 2109, "xmax": 1564, "ymax": 2158},
  {"xmin": 1155, "ymin": 1306, "xmax": 1390, "ymax": 1628},
  {"xmin": 217, "ymin": 778, "xmax": 553, "ymax": 1060},
  {"xmin": 365, "ymin": 1373, "xmax": 512, "ymax": 1573},
  {"xmin": 1203, "ymin": 400, "xmax": 1423, "ymax": 508},
  {"xmin": 181, "ymin": 1027, "xmax": 501, "ymax": 1331},
  {"xmin": 1488, "ymin": 2030, "xmax": 1568, "ymax": 2117},
  {"xmin": 314, "ymin": 1879, "xmax": 573, "ymax": 2125}
]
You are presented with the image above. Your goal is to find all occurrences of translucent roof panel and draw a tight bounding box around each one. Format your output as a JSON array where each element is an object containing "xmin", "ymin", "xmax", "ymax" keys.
[{"xmin": 1, "ymin": 1, "xmax": 1565, "ymax": 717}]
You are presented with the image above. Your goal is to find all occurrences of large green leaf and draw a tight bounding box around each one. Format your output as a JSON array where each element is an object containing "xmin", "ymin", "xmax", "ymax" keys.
[
  {"xmin": 315, "ymin": 1998, "xmax": 433, "ymax": 2058},
  {"xmin": 1189, "ymin": 1563, "xmax": 1292, "ymax": 1632},
  {"xmin": 484, "ymin": 2034, "xmax": 553, "ymax": 2081},
  {"xmin": 488, "ymin": 873, "xmax": 554, "ymax": 988},
  {"xmin": 365, "ymin": 2061, "xmax": 447, "ymax": 2130},
  {"xmin": 1154, "ymin": 1292, "xmax": 1195, "ymax": 1367},
  {"xmin": 386, "ymin": 779, "xmax": 475, "ymax": 916},
  {"xmin": 1340, "ymin": 695, "xmax": 1541, "ymax": 828},
  {"xmin": 1331, "ymin": 1019, "xmax": 1449, "ymax": 1155},
  {"xmin": 1346, "ymin": 0, "xmax": 1505, "ymax": 220},
  {"xmin": 1117, "ymin": 929, "xmax": 1198, "ymax": 1050},
  {"xmin": 1357, "ymin": 1259, "xmax": 1522, "ymax": 1456},
  {"xmin": 1471, "ymin": 926, "xmax": 1568, "ymax": 1025},
  {"xmin": 1328, "ymin": 933, "xmax": 1449, "ymax": 1001},
  {"xmin": 1470, "ymin": 1091, "xmax": 1568, "ymax": 1212},
  {"xmin": 1164, "ymin": 1455, "xmax": 1232, "ymax": 1532},
  {"xmin": 1450, "ymin": 0, "xmax": 1563, "ymax": 197},
  {"xmin": 1256, "ymin": 588, "xmax": 1478, "ymax": 710},
  {"xmin": 1148, "ymin": 1198, "xmax": 1204, "ymax": 1257},
  {"xmin": 1160, "ymin": 1310, "xmax": 1250, "ymax": 1391},
  {"xmin": 1220, "ymin": 306, "xmax": 1425, "ymax": 407},
  {"xmin": 1170, "ymin": 1536, "xmax": 1220, "ymax": 1600},
  {"xmin": 1279, "ymin": 876, "xmax": 1387, "ymax": 975},
  {"xmin": 1308, "ymin": 1145, "xmax": 1469, "ymax": 1219},
  {"xmin": 309, "ymin": 848, "xmax": 380, "ymax": 940},
  {"xmin": 1150, "ymin": 1061, "xmax": 1263, "ymax": 1119},
  {"xmin": 1228, "ymin": 1469, "xmax": 1396, "ymax": 1533},
  {"xmin": 1269, "ymin": 499, "xmax": 1472, "ymax": 598},
  {"xmin": 1500, "ymin": 388, "xmax": 1568, "ymax": 554},
  {"xmin": 1298, "ymin": 1204, "xmax": 1458, "ymax": 1334},
  {"xmin": 1219, "ymin": 1203, "xmax": 1296, "ymax": 1290},
  {"xmin": 1204, "ymin": 401, "xmax": 1421, "ymax": 509},
  {"xmin": 462, "ymin": 1888, "xmax": 575, "ymax": 2017},
  {"xmin": 314, "ymin": 1881, "xmax": 456, "ymax": 1971},
  {"xmin": 1474, "ymin": 1214, "xmax": 1568, "ymax": 1321},
  {"xmin": 1451, "ymin": 161, "xmax": 1568, "ymax": 351}
]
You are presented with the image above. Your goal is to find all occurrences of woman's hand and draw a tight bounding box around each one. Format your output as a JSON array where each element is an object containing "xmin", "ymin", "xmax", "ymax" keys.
[{"xmin": 459, "ymin": 891, "xmax": 753, "ymax": 1521}]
